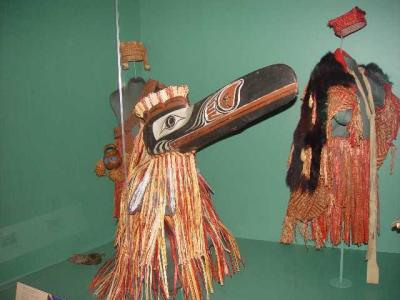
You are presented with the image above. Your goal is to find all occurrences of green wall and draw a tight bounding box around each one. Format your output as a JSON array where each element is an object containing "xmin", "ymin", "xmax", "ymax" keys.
[
  {"xmin": 139, "ymin": 0, "xmax": 400, "ymax": 253},
  {"xmin": 0, "ymin": 0, "xmax": 141, "ymax": 284},
  {"xmin": 1, "ymin": 0, "xmax": 399, "ymax": 286}
]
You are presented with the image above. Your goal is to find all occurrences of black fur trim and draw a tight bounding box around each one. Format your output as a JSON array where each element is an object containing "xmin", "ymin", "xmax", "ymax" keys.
[
  {"xmin": 361, "ymin": 63, "xmax": 391, "ymax": 85},
  {"xmin": 286, "ymin": 52, "xmax": 355, "ymax": 192}
]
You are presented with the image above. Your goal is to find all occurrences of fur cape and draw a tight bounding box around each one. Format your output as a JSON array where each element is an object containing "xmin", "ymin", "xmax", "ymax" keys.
[{"xmin": 286, "ymin": 52, "xmax": 355, "ymax": 192}]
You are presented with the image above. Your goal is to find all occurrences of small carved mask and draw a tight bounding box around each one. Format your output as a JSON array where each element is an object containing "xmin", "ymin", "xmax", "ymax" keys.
[{"xmin": 103, "ymin": 144, "xmax": 122, "ymax": 170}]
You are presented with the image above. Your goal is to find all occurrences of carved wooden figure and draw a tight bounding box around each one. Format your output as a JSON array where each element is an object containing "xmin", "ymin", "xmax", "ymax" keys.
[{"xmin": 91, "ymin": 64, "xmax": 298, "ymax": 300}]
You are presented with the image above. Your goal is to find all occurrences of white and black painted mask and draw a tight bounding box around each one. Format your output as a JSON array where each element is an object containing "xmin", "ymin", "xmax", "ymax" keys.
[{"xmin": 135, "ymin": 64, "xmax": 298, "ymax": 155}]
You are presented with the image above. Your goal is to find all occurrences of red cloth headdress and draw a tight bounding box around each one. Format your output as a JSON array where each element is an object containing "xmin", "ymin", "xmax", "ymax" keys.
[{"xmin": 328, "ymin": 7, "xmax": 367, "ymax": 38}]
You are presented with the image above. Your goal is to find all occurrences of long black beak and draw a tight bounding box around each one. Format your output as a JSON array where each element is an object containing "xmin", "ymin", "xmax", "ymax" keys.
[{"xmin": 143, "ymin": 64, "xmax": 298, "ymax": 155}]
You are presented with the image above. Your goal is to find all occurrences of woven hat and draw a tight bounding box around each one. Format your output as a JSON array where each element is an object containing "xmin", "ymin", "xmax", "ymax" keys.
[{"xmin": 328, "ymin": 7, "xmax": 367, "ymax": 38}]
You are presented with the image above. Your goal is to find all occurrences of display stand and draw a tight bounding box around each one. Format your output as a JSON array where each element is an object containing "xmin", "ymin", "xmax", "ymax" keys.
[{"xmin": 329, "ymin": 241, "xmax": 352, "ymax": 288}]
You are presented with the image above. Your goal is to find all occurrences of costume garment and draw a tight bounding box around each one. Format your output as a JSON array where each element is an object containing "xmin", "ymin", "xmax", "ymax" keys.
[{"xmin": 281, "ymin": 49, "xmax": 400, "ymax": 282}]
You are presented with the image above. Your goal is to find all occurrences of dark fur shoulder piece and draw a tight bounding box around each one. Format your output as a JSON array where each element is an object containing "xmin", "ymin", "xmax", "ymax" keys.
[
  {"xmin": 286, "ymin": 52, "xmax": 355, "ymax": 192},
  {"xmin": 361, "ymin": 63, "xmax": 391, "ymax": 85}
]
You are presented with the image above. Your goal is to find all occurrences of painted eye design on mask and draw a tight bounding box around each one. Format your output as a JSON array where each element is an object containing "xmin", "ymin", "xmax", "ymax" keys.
[
  {"xmin": 152, "ymin": 106, "xmax": 193, "ymax": 141},
  {"xmin": 161, "ymin": 114, "xmax": 184, "ymax": 133}
]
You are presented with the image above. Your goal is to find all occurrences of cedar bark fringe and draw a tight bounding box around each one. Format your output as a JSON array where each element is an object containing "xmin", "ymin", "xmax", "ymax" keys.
[{"xmin": 91, "ymin": 129, "xmax": 242, "ymax": 300}]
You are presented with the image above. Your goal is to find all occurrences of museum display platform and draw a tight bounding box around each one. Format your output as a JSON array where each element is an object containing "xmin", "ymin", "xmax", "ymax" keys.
[{"xmin": 1, "ymin": 238, "xmax": 399, "ymax": 300}]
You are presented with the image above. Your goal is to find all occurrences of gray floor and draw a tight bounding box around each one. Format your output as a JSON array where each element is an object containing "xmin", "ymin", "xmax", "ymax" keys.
[{"xmin": 1, "ymin": 238, "xmax": 399, "ymax": 299}]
